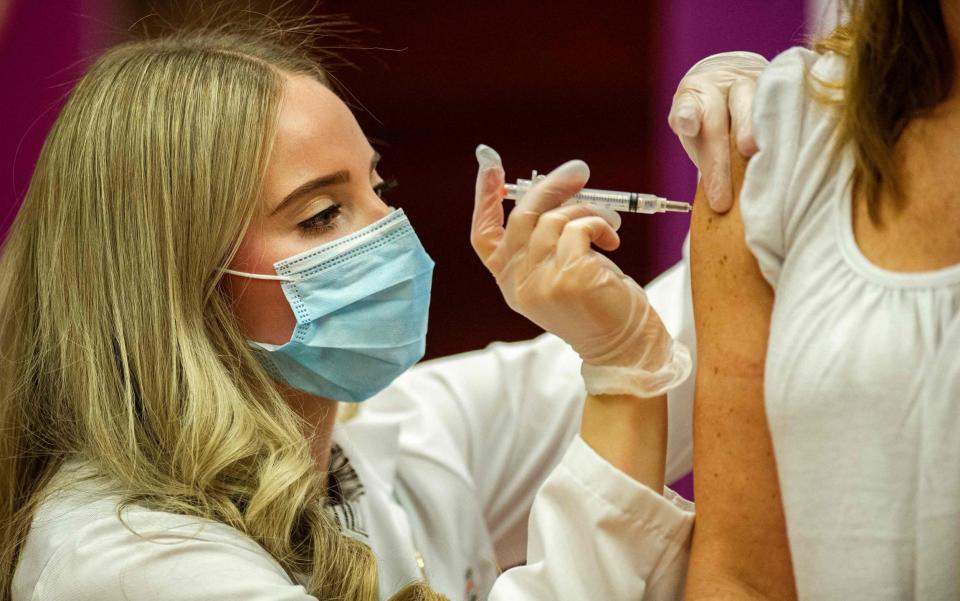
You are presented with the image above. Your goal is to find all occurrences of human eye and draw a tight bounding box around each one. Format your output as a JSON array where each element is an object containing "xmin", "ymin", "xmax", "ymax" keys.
[
  {"xmin": 298, "ymin": 203, "xmax": 342, "ymax": 233},
  {"xmin": 373, "ymin": 177, "xmax": 399, "ymax": 199}
]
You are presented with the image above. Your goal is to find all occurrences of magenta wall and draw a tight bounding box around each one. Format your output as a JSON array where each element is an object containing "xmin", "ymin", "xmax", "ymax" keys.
[
  {"xmin": 0, "ymin": 0, "xmax": 121, "ymax": 235},
  {"xmin": 646, "ymin": 0, "xmax": 807, "ymax": 498},
  {"xmin": 650, "ymin": 0, "xmax": 807, "ymax": 266}
]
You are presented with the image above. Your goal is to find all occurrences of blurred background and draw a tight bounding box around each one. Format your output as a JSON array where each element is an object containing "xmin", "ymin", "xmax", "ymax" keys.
[{"xmin": 0, "ymin": 0, "xmax": 837, "ymax": 497}]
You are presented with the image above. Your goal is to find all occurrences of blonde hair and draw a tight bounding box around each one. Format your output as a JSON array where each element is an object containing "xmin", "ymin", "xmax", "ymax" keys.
[{"xmin": 0, "ymin": 15, "xmax": 444, "ymax": 601}]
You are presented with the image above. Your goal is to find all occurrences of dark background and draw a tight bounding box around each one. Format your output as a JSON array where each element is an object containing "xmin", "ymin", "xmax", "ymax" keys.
[
  {"xmin": 0, "ymin": 0, "xmax": 814, "ymax": 493},
  {"xmin": 322, "ymin": 1, "xmax": 674, "ymax": 357}
]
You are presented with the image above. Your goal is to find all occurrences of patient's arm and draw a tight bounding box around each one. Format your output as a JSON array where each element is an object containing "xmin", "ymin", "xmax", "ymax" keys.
[{"xmin": 684, "ymin": 146, "xmax": 796, "ymax": 599}]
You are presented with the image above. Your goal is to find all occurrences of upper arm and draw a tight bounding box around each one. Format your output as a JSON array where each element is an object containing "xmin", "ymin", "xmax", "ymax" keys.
[{"xmin": 684, "ymin": 145, "xmax": 796, "ymax": 599}]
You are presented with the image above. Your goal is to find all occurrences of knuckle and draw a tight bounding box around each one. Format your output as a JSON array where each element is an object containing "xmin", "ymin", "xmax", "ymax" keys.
[
  {"xmin": 514, "ymin": 284, "xmax": 541, "ymax": 312},
  {"xmin": 483, "ymin": 249, "xmax": 507, "ymax": 275},
  {"xmin": 553, "ymin": 277, "xmax": 580, "ymax": 302},
  {"xmin": 566, "ymin": 217, "xmax": 594, "ymax": 235},
  {"xmin": 504, "ymin": 210, "xmax": 523, "ymax": 230},
  {"xmin": 539, "ymin": 211, "xmax": 569, "ymax": 227},
  {"xmin": 537, "ymin": 209, "xmax": 571, "ymax": 231},
  {"xmin": 505, "ymin": 208, "xmax": 536, "ymax": 231}
]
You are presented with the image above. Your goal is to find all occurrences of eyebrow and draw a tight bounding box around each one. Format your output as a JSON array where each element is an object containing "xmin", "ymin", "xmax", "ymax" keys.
[{"xmin": 270, "ymin": 151, "xmax": 382, "ymax": 216}]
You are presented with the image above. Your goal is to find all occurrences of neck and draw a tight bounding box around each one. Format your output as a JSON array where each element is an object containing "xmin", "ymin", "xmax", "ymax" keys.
[{"xmin": 278, "ymin": 382, "xmax": 339, "ymax": 484}]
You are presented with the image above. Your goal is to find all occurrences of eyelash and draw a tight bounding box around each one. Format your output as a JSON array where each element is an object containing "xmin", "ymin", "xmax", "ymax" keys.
[
  {"xmin": 374, "ymin": 177, "xmax": 399, "ymax": 199},
  {"xmin": 297, "ymin": 178, "xmax": 400, "ymax": 233},
  {"xmin": 298, "ymin": 203, "xmax": 342, "ymax": 233}
]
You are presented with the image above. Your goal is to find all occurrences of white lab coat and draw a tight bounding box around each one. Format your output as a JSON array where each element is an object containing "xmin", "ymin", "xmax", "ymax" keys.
[
  {"xmin": 347, "ymin": 258, "xmax": 697, "ymax": 599},
  {"xmin": 13, "ymin": 261, "xmax": 697, "ymax": 601}
]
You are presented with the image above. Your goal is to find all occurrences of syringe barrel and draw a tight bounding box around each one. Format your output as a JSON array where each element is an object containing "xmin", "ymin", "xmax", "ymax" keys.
[
  {"xmin": 572, "ymin": 188, "xmax": 632, "ymax": 211},
  {"xmin": 503, "ymin": 179, "xmax": 686, "ymax": 214},
  {"xmin": 511, "ymin": 180, "xmax": 645, "ymax": 211},
  {"xmin": 573, "ymin": 188, "xmax": 663, "ymax": 213}
]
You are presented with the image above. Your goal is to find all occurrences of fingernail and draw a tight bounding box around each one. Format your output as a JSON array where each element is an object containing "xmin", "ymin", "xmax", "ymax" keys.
[
  {"xmin": 706, "ymin": 174, "xmax": 722, "ymax": 207},
  {"xmin": 596, "ymin": 206, "xmax": 622, "ymax": 231},
  {"xmin": 549, "ymin": 159, "xmax": 590, "ymax": 181},
  {"xmin": 738, "ymin": 132, "xmax": 759, "ymax": 156},
  {"xmin": 674, "ymin": 105, "xmax": 700, "ymax": 136},
  {"xmin": 475, "ymin": 144, "xmax": 503, "ymax": 171}
]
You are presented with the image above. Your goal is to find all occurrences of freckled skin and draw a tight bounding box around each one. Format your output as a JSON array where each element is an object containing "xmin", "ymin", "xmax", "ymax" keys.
[{"xmin": 685, "ymin": 137, "xmax": 796, "ymax": 599}]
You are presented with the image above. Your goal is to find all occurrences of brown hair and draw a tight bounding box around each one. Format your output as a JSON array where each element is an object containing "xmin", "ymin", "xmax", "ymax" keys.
[{"xmin": 815, "ymin": 0, "xmax": 953, "ymax": 222}]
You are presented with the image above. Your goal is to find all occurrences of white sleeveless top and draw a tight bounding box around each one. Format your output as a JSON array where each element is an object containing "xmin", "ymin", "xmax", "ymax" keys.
[{"xmin": 741, "ymin": 47, "xmax": 960, "ymax": 600}]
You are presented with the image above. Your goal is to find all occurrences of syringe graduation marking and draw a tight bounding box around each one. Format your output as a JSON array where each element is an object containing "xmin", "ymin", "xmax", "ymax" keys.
[{"xmin": 502, "ymin": 171, "xmax": 691, "ymax": 214}]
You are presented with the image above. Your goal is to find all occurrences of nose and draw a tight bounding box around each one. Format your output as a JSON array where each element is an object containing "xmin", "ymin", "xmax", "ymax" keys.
[{"xmin": 362, "ymin": 190, "xmax": 392, "ymax": 224}]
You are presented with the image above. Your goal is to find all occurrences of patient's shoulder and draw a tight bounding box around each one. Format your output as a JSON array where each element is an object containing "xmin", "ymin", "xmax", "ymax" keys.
[
  {"xmin": 740, "ymin": 47, "xmax": 850, "ymax": 288},
  {"xmin": 752, "ymin": 46, "xmax": 844, "ymax": 138}
]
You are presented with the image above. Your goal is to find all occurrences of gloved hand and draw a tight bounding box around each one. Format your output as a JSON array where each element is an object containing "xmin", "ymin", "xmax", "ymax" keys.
[
  {"xmin": 668, "ymin": 51, "xmax": 768, "ymax": 213},
  {"xmin": 472, "ymin": 144, "xmax": 691, "ymax": 398}
]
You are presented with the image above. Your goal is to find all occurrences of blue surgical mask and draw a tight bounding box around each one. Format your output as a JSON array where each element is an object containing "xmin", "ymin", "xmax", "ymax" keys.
[{"xmin": 223, "ymin": 209, "xmax": 434, "ymax": 402}]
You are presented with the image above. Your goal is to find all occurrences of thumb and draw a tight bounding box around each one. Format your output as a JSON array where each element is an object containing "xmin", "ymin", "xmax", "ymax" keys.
[
  {"xmin": 471, "ymin": 144, "xmax": 507, "ymax": 264},
  {"xmin": 668, "ymin": 91, "xmax": 704, "ymax": 138}
]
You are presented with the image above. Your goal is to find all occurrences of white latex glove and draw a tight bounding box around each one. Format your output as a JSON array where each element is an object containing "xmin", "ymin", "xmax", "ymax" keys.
[
  {"xmin": 668, "ymin": 51, "xmax": 768, "ymax": 213},
  {"xmin": 472, "ymin": 144, "xmax": 691, "ymax": 398}
]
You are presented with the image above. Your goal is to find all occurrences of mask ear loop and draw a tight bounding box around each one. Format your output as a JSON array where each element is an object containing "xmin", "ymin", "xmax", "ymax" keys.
[{"xmin": 219, "ymin": 267, "xmax": 296, "ymax": 282}]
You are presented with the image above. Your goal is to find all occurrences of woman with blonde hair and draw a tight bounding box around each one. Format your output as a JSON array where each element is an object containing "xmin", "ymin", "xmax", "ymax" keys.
[{"xmin": 0, "ymin": 9, "xmax": 764, "ymax": 599}]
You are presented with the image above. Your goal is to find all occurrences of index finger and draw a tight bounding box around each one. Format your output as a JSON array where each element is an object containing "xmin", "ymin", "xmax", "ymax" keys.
[
  {"xmin": 485, "ymin": 159, "xmax": 592, "ymax": 276},
  {"xmin": 729, "ymin": 78, "xmax": 759, "ymax": 157},
  {"xmin": 696, "ymin": 94, "xmax": 733, "ymax": 213},
  {"xmin": 516, "ymin": 159, "xmax": 590, "ymax": 214},
  {"xmin": 471, "ymin": 144, "xmax": 507, "ymax": 264}
]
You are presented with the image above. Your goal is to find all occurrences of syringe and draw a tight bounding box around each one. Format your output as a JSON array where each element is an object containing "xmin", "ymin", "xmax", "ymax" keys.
[{"xmin": 502, "ymin": 170, "xmax": 692, "ymax": 214}]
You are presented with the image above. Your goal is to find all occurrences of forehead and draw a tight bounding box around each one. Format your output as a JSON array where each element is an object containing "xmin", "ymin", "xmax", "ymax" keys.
[{"xmin": 269, "ymin": 74, "xmax": 370, "ymax": 172}]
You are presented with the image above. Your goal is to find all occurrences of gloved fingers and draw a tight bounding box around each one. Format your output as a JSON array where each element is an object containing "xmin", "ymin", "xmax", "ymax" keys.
[
  {"xmin": 490, "ymin": 159, "xmax": 591, "ymax": 273},
  {"xmin": 516, "ymin": 159, "xmax": 590, "ymax": 213},
  {"xmin": 668, "ymin": 90, "xmax": 704, "ymax": 139},
  {"xmin": 555, "ymin": 215, "xmax": 621, "ymax": 264},
  {"xmin": 486, "ymin": 208, "xmax": 537, "ymax": 276},
  {"xmin": 729, "ymin": 77, "xmax": 759, "ymax": 157},
  {"xmin": 695, "ymin": 93, "xmax": 733, "ymax": 213},
  {"xmin": 472, "ymin": 144, "xmax": 507, "ymax": 266},
  {"xmin": 555, "ymin": 200, "xmax": 621, "ymax": 231},
  {"xmin": 686, "ymin": 51, "xmax": 768, "ymax": 76},
  {"xmin": 717, "ymin": 51, "xmax": 769, "ymax": 74},
  {"xmin": 668, "ymin": 50, "xmax": 768, "ymax": 212},
  {"xmin": 527, "ymin": 203, "xmax": 620, "ymax": 264}
]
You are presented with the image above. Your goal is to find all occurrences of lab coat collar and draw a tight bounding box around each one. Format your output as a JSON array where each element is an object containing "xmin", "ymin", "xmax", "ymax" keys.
[{"xmin": 333, "ymin": 409, "xmax": 403, "ymax": 496}]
